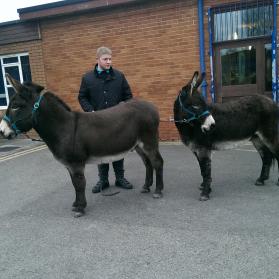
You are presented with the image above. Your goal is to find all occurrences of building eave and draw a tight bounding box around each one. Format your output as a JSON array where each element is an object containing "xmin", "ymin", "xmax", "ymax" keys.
[{"xmin": 17, "ymin": 0, "xmax": 144, "ymax": 21}]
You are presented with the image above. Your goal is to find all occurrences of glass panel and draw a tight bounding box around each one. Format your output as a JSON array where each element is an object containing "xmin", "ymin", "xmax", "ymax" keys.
[
  {"xmin": 3, "ymin": 57, "xmax": 18, "ymax": 64},
  {"xmin": 265, "ymin": 43, "xmax": 272, "ymax": 91},
  {"xmin": 20, "ymin": 55, "xmax": 32, "ymax": 82},
  {"xmin": 221, "ymin": 46, "xmax": 256, "ymax": 86},
  {"xmin": 0, "ymin": 97, "xmax": 7, "ymax": 106},
  {"xmin": 5, "ymin": 66, "xmax": 20, "ymax": 83},
  {"xmin": 8, "ymin": 87, "xmax": 16, "ymax": 99},
  {"xmin": 213, "ymin": 4, "xmax": 272, "ymax": 42}
]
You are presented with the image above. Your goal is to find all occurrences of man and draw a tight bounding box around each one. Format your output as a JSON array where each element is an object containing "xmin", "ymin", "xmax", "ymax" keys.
[{"xmin": 78, "ymin": 46, "xmax": 133, "ymax": 193}]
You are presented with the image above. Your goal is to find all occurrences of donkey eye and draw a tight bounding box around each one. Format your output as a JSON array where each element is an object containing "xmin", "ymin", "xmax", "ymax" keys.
[{"xmin": 11, "ymin": 104, "xmax": 21, "ymax": 111}]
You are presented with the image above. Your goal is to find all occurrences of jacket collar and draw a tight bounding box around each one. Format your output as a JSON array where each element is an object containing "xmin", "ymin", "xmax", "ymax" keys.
[{"xmin": 94, "ymin": 64, "xmax": 115, "ymax": 80}]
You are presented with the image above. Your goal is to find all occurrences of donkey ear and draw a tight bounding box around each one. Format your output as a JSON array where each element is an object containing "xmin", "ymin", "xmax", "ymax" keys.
[
  {"xmin": 6, "ymin": 73, "xmax": 44, "ymax": 95},
  {"xmin": 190, "ymin": 71, "xmax": 199, "ymax": 96},
  {"xmin": 195, "ymin": 72, "xmax": 206, "ymax": 92},
  {"xmin": 5, "ymin": 73, "xmax": 24, "ymax": 94}
]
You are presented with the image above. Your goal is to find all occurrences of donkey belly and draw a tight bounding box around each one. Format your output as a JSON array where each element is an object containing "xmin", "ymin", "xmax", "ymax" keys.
[
  {"xmin": 87, "ymin": 151, "xmax": 130, "ymax": 164},
  {"xmin": 86, "ymin": 143, "xmax": 138, "ymax": 164},
  {"xmin": 213, "ymin": 138, "xmax": 251, "ymax": 150}
]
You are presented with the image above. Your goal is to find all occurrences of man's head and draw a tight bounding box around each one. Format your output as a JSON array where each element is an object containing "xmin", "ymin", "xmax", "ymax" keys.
[{"xmin": 96, "ymin": 46, "xmax": 112, "ymax": 71}]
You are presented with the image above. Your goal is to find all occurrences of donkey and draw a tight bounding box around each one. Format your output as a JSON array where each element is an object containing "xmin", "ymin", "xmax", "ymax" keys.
[
  {"xmin": 0, "ymin": 74, "xmax": 164, "ymax": 217},
  {"xmin": 174, "ymin": 71, "xmax": 279, "ymax": 201}
]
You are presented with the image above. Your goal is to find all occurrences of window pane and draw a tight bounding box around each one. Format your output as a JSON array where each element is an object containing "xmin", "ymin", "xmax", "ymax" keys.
[
  {"xmin": 221, "ymin": 46, "xmax": 256, "ymax": 86},
  {"xmin": 3, "ymin": 57, "xmax": 18, "ymax": 64},
  {"xmin": 265, "ymin": 43, "xmax": 272, "ymax": 91},
  {"xmin": 8, "ymin": 87, "xmax": 16, "ymax": 99},
  {"xmin": 0, "ymin": 97, "xmax": 7, "ymax": 106},
  {"xmin": 5, "ymin": 66, "xmax": 20, "ymax": 83},
  {"xmin": 20, "ymin": 55, "xmax": 32, "ymax": 82},
  {"xmin": 213, "ymin": 3, "xmax": 272, "ymax": 42}
]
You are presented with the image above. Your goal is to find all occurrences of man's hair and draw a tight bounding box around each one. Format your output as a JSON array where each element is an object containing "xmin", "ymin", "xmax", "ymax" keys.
[{"xmin": 96, "ymin": 46, "xmax": 112, "ymax": 58}]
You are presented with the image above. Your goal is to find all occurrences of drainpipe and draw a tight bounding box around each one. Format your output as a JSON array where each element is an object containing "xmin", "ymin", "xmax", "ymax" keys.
[
  {"xmin": 272, "ymin": 0, "xmax": 278, "ymax": 102},
  {"xmin": 198, "ymin": 0, "xmax": 207, "ymax": 99}
]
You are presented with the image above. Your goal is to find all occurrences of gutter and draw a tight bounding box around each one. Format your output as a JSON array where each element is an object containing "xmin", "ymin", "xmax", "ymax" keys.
[{"xmin": 17, "ymin": 0, "xmax": 143, "ymax": 21}]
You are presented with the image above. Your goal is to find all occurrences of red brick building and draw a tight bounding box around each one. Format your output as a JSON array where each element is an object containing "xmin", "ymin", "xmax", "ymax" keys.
[{"xmin": 0, "ymin": 0, "xmax": 276, "ymax": 140}]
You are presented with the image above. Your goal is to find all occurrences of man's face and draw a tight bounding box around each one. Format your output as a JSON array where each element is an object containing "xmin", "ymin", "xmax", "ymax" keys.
[{"xmin": 97, "ymin": 54, "xmax": 112, "ymax": 70}]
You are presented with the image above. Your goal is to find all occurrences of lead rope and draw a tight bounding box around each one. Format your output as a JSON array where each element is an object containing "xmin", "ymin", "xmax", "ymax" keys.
[{"xmin": 100, "ymin": 184, "xmax": 120, "ymax": 196}]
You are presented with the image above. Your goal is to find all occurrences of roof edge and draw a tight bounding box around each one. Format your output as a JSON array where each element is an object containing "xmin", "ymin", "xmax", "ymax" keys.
[{"xmin": 17, "ymin": 0, "xmax": 142, "ymax": 21}]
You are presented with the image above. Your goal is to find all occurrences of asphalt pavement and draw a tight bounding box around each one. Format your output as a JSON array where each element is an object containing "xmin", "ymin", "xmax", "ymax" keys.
[{"xmin": 0, "ymin": 139, "xmax": 279, "ymax": 279}]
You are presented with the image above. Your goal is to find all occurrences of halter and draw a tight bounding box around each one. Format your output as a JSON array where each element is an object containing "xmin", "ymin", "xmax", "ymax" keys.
[
  {"xmin": 3, "ymin": 114, "xmax": 21, "ymax": 135},
  {"xmin": 3, "ymin": 93, "xmax": 45, "ymax": 135},
  {"xmin": 175, "ymin": 90, "xmax": 210, "ymax": 124}
]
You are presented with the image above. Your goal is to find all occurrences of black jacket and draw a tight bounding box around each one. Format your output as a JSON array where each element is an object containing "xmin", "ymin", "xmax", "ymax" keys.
[{"xmin": 78, "ymin": 65, "xmax": 133, "ymax": 112}]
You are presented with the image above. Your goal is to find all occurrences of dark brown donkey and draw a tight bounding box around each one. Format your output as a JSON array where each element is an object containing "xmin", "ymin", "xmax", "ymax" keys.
[
  {"xmin": 0, "ymin": 74, "xmax": 164, "ymax": 217},
  {"xmin": 174, "ymin": 71, "xmax": 279, "ymax": 201}
]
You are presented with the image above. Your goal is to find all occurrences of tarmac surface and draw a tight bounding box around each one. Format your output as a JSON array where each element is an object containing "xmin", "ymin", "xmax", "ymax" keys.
[{"xmin": 0, "ymin": 138, "xmax": 279, "ymax": 279}]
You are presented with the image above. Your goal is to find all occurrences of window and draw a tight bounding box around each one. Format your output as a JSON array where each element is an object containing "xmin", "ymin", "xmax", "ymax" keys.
[
  {"xmin": 212, "ymin": 1, "xmax": 272, "ymax": 42},
  {"xmin": 221, "ymin": 46, "xmax": 256, "ymax": 86},
  {"xmin": 0, "ymin": 53, "xmax": 32, "ymax": 109}
]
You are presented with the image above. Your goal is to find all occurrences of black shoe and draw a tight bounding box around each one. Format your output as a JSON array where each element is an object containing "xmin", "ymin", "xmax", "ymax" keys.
[
  {"xmin": 115, "ymin": 177, "xmax": 133, "ymax": 189},
  {"xmin": 92, "ymin": 180, "xmax": 110, "ymax": 193}
]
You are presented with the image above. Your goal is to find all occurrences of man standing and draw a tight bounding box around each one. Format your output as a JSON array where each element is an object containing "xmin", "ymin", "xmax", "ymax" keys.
[{"xmin": 78, "ymin": 46, "xmax": 133, "ymax": 193}]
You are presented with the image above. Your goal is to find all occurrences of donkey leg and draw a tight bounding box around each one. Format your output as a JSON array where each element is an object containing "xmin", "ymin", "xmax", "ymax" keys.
[
  {"xmin": 251, "ymin": 135, "xmax": 273, "ymax": 186},
  {"xmin": 194, "ymin": 148, "xmax": 212, "ymax": 201},
  {"xmin": 269, "ymin": 146, "xmax": 279, "ymax": 186},
  {"xmin": 272, "ymin": 148, "xmax": 279, "ymax": 186},
  {"xmin": 68, "ymin": 165, "xmax": 87, "ymax": 217},
  {"xmin": 135, "ymin": 146, "xmax": 153, "ymax": 193},
  {"xmin": 146, "ymin": 148, "xmax": 164, "ymax": 198}
]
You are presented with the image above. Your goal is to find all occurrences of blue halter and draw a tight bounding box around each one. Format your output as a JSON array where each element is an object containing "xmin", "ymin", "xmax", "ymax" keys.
[
  {"xmin": 3, "ymin": 94, "xmax": 44, "ymax": 135},
  {"xmin": 177, "ymin": 91, "xmax": 210, "ymax": 123},
  {"xmin": 32, "ymin": 94, "xmax": 44, "ymax": 114},
  {"xmin": 3, "ymin": 114, "xmax": 21, "ymax": 135}
]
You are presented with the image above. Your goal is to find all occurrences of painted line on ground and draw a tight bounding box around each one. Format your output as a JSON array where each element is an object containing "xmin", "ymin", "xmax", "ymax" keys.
[
  {"xmin": 0, "ymin": 145, "xmax": 47, "ymax": 163},
  {"xmin": 233, "ymin": 148, "xmax": 256, "ymax": 152}
]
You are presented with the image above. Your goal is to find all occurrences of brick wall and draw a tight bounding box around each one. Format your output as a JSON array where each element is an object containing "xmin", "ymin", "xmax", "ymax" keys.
[
  {"xmin": 39, "ymin": 0, "xmax": 201, "ymax": 141},
  {"xmin": 39, "ymin": 0, "xmax": 243, "ymax": 140},
  {"xmin": 0, "ymin": 0, "xmax": 274, "ymax": 140}
]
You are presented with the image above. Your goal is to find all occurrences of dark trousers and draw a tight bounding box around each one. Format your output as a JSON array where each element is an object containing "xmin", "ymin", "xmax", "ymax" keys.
[{"xmin": 98, "ymin": 159, "xmax": 124, "ymax": 181}]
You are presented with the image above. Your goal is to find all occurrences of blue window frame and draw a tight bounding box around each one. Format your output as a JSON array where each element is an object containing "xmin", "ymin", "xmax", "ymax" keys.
[{"xmin": 0, "ymin": 53, "xmax": 32, "ymax": 109}]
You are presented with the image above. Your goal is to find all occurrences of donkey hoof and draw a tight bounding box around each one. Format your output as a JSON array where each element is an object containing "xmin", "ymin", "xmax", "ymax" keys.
[
  {"xmin": 153, "ymin": 192, "xmax": 162, "ymax": 199},
  {"xmin": 74, "ymin": 211, "xmax": 85, "ymax": 218},
  {"xmin": 141, "ymin": 187, "xmax": 150, "ymax": 193},
  {"xmin": 199, "ymin": 195, "xmax": 209, "ymax": 201},
  {"xmin": 72, "ymin": 207, "xmax": 85, "ymax": 217},
  {"xmin": 255, "ymin": 179, "xmax": 265, "ymax": 186}
]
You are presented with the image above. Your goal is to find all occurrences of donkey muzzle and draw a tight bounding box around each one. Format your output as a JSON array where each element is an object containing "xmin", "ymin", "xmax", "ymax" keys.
[
  {"xmin": 201, "ymin": 115, "xmax": 215, "ymax": 133},
  {"xmin": 0, "ymin": 119, "xmax": 15, "ymax": 138}
]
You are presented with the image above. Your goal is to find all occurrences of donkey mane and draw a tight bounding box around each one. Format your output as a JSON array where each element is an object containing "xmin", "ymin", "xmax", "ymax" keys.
[{"xmin": 45, "ymin": 91, "xmax": 72, "ymax": 112}]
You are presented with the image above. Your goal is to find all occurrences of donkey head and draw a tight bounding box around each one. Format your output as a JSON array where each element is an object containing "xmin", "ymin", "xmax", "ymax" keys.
[
  {"xmin": 0, "ymin": 74, "xmax": 44, "ymax": 138},
  {"xmin": 177, "ymin": 71, "xmax": 215, "ymax": 132}
]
